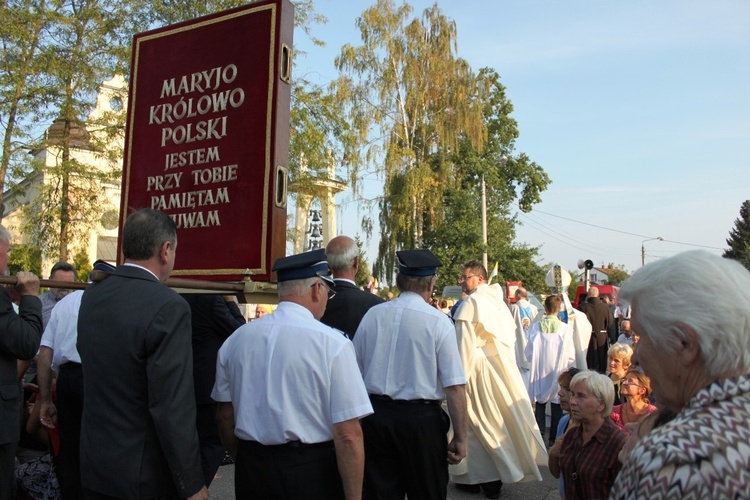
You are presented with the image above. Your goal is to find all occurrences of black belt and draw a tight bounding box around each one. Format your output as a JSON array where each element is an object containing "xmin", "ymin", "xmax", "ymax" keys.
[
  {"xmin": 239, "ymin": 439, "xmax": 334, "ymax": 450},
  {"xmin": 369, "ymin": 394, "xmax": 440, "ymax": 406}
]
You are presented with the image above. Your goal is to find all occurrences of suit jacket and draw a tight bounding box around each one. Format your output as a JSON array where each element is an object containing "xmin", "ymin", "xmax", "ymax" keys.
[
  {"xmin": 0, "ymin": 289, "xmax": 42, "ymax": 444},
  {"xmin": 320, "ymin": 279, "xmax": 385, "ymax": 339},
  {"xmin": 579, "ymin": 297, "xmax": 613, "ymax": 342},
  {"xmin": 77, "ymin": 265, "xmax": 204, "ymax": 498},
  {"xmin": 181, "ymin": 294, "xmax": 244, "ymax": 406}
]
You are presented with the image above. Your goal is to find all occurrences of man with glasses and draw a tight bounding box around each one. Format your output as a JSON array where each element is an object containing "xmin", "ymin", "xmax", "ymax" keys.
[
  {"xmin": 353, "ymin": 249, "xmax": 467, "ymax": 499},
  {"xmin": 450, "ymin": 260, "xmax": 547, "ymax": 499},
  {"xmin": 212, "ymin": 248, "xmax": 372, "ymax": 499}
]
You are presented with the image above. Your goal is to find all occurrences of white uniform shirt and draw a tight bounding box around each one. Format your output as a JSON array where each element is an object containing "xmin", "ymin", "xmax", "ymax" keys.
[
  {"xmin": 40, "ymin": 290, "xmax": 84, "ymax": 371},
  {"xmin": 616, "ymin": 334, "xmax": 634, "ymax": 346},
  {"xmin": 353, "ymin": 292, "xmax": 465, "ymax": 400},
  {"xmin": 212, "ymin": 301, "xmax": 372, "ymax": 445}
]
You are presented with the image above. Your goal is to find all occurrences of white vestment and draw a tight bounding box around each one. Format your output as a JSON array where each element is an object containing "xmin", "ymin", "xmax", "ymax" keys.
[
  {"xmin": 563, "ymin": 294, "xmax": 592, "ymax": 370},
  {"xmin": 450, "ymin": 284, "xmax": 548, "ymax": 485}
]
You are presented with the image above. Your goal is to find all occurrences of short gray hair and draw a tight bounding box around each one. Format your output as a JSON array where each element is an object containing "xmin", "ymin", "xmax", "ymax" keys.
[
  {"xmin": 620, "ymin": 250, "xmax": 750, "ymax": 377},
  {"xmin": 395, "ymin": 273, "xmax": 433, "ymax": 294},
  {"xmin": 571, "ymin": 370, "xmax": 616, "ymax": 417},
  {"xmin": 326, "ymin": 238, "xmax": 358, "ymax": 272},
  {"xmin": 278, "ymin": 276, "xmax": 318, "ymax": 298},
  {"xmin": 122, "ymin": 209, "xmax": 177, "ymax": 260}
]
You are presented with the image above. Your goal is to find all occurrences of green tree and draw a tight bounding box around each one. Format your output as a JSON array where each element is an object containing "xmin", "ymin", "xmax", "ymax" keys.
[
  {"xmin": 335, "ymin": 0, "xmax": 487, "ymax": 280},
  {"xmin": 353, "ymin": 236, "xmax": 372, "ymax": 288},
  {"xmin": 335, "ymin": 3, "xmax": 550, "ymax": 287},
  {"xmin": 422, "ymin": 68, "xmax": 550, "ymax": 291},
  {"xmin": 601, "ymin": 263, "xmax": 630, "ymax": 286},
  {"xmin": 0, "ymin": 0, "xmax": 57, "ymax": 215},
  {"xmin": 72, "ymin": 248, "xmax": 92, "ymax": 281},
  {"xmin": 11, "ymin": 0, "xmax": 136, "ymax": 262},
  {"xmin": 723, "ymin": 200, "xmax": 750, "ymax": 270},
  {"xmin": 8, "ymin": 244, "xmax": 42, "ymax": 276}
]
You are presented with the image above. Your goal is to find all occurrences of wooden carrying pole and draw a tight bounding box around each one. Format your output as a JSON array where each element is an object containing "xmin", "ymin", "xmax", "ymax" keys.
[{"xmin": 0, "ymin": 275, "xmax": 246, "ymax": 294}]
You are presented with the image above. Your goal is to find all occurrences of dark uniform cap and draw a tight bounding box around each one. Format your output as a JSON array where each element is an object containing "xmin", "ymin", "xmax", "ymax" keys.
[
  {"xmin": 396, "ymin": 249, "xmax": 443, "ymax": 277},
  {"xmin": 272, "ymin": 249, "xmax": 334, "ymax": 286},
  {"xmin": 92, "ymin": 259, "xmax": 116, "ymax": 273}
]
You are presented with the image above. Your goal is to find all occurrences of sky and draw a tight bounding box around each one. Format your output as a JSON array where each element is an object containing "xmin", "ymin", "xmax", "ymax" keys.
[{"xmin": 293, "ymin": 0, "xmax": 750, "ymax": 274}]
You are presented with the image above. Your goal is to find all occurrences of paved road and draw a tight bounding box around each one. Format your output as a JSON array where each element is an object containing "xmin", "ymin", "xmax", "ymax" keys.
[{"xmin": 208, "ymin": 463, "xmax": 559, "ymax": 499}]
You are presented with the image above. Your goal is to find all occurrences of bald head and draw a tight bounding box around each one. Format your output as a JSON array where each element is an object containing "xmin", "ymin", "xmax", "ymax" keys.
[
  {"xmin": 326, "ymin": 235, "xmax": 359, "ymax": 279},
  {"xmin": 588, "ymin": 287, "xmax": 600, "ymax": 298}
]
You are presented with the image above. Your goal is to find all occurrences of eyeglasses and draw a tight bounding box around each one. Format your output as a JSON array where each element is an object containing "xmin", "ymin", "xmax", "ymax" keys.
[
  {"xmin": 459, "ymin": 274, "xmax": 479, "ymax": 282},
  {"xmin": 621, "ymin": 379, "xmax": 643, "ymax": 388},
  {"xmin": 311, "ymin": 280, "xmax": 336, "ymax": 300}
]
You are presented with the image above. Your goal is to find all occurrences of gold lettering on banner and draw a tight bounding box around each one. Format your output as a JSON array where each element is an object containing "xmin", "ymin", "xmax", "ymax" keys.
[
  {"xmin": 146, "ymin": 63, "xmax": 249, "ymax": 230},
  {"xmin": 169, "ymin": 209, "xmax": 221, "ymax": 229},
  {"xmin": 164, "ymin": 146, "xmax": 220, "ymax": 171}
]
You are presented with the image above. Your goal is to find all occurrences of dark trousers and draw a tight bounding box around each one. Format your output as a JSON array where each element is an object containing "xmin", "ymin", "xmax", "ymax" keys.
[
  {"xmin": 195, "ymin": 404, "xmax": 225, "ymax": 486},
  {"xmin": 362, "ymin": 397, "xmax": 450, "ymax": 500},
  {"xmin": 0, "ymin": 440, "xmax": 17, "ymax": 500},
  {"xmin": 587, "ymin": 332, "xmax": 609, "ymax": 374},
  {"xmin": 57, "ymin": 362, "xmax": 84, "ymax": 499},
  {"xmin": 235, "ymin": 439, "xmax": 343, "ymax": 500},
  {"xmin": 83, "ymin": 489, "xmax": 177, "ymax": 500},
  {"xmin": 534, "ymin": 402, "xmax": 562, "ymax": 444}
]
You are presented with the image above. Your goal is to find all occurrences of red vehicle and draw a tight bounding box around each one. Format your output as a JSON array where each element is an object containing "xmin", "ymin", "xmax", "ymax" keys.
[
  {"xmin": 506, "ymin": 281, "xmax": 523, "ymax": 303},
  {"xmin": 573, "ymin": 284, "xmax": 619, "ymax": 309}
]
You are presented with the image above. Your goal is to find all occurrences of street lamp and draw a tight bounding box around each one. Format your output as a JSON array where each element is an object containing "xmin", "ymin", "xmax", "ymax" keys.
[
  {"xmin": 481, "ymin": 156, "xmax": 507, "ymax": 271},
  {"xmin": 481, "ymin": 174, "xmax": 488, "ymax": 270},
  {"xmin": 641, "ymin": 237, "xmax": 664, "ymax": 266}
]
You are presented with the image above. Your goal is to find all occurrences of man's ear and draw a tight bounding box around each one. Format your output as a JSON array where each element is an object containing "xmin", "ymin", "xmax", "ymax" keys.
[
  {"xmin": 310, "ymin": 281, "xmax": 323, "ymax": 303},
  {"xmin": 352, "ymin": 255, "xmax": 359, "ymax": 270},
  {"xmin": 159, "ymin": 240, "xmax": 172, "ymax": 264},
  {"xmin": 674, "ymin": 322, "xmax": 701, "ymax": 366}
]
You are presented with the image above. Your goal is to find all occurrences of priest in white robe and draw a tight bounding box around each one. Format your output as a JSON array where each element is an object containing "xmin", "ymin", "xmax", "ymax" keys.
[{"xmin": 449, "ymin": 261, "xmax": 547, "ymax": 499}]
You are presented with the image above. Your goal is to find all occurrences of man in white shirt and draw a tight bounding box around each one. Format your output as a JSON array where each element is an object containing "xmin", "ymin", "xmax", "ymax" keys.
[
  {"xmin": 213, "ymin": 249, "xmax": 372, "ymax": 500},
  {"xmin": 354, "ymin": 249, "xmax": 467, "ymax": 500},
  {"xmin": 616, "ymin": 319, "xmax": 635, "ymax": 345},
  {"xmin": 37, "ymin": 260, "xmax": 114, "ymax": 499}
]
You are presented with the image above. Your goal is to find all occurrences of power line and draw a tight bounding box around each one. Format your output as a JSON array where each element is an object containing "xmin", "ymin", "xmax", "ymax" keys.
[
  {"xmin": 519, "ymin": 211, "xmax": 634, "ymax": 258},
  {"xmin": 526, "ymin": 207, "xmax": 724, "ymax": 250},
  {"xmin": 528, "ymin": 208, "xmax": 655, "ymax": 239},
  {"xmin": 661, "ymin": 239, "xmax": 723, "ymax": 250}
]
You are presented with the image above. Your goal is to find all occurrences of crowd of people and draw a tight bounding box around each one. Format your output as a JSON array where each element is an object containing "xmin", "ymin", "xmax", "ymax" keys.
[{"xmin": 2, "ymin": 209, "xmax": 750, "ymax": 500}]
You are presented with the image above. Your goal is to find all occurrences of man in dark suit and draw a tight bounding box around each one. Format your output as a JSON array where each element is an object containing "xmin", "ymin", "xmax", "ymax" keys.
[
  {"xmin": 77, "ymin": 209, "xmax": 208, "ymax": 500},
  {"xmin": 0, "ymin": 224, "xmax": 42, "ymax": 500},
  {"xmin": 320, "ymin": 235, "xmax": 384, "ymax": 339},
  {"xmin": 578, "ymin": 286, "xmax": 613, "ymax": 373},
  {"xmin": 182, "ymin": 294, "xmax": 244, "ymax": 485}
]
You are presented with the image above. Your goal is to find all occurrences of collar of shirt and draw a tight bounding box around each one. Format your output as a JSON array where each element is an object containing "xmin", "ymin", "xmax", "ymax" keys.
[
  {"xmin": 588, "ymin": 417, "xmax": 618, "ymax": 446},
  {"xmin": 690, "ymin": 373, "xmax": 750, "ymax": 410},
  {"xmin": 123, "ymin": 262, "xmax": 159, "ymax": 280},
  {"xmin": 333, "ymin": 278, "xmax": 356, "ymax": 287},
  {"xmin": 275, "ymin": 300, "xmax": 317, "ymax": 321},
  {"xmin": 394, "ymin": 291, "xmax": 426, "ymax": 305}
]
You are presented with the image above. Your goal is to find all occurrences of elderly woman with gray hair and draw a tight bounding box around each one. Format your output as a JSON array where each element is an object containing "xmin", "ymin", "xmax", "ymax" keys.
[
  {"xmin": 610, "ymin": 250, "xmax": 750, "ymax": 499},
  {"xmin": 557, "ymin": 370, "xmax": 627, "ymax": 499}
]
